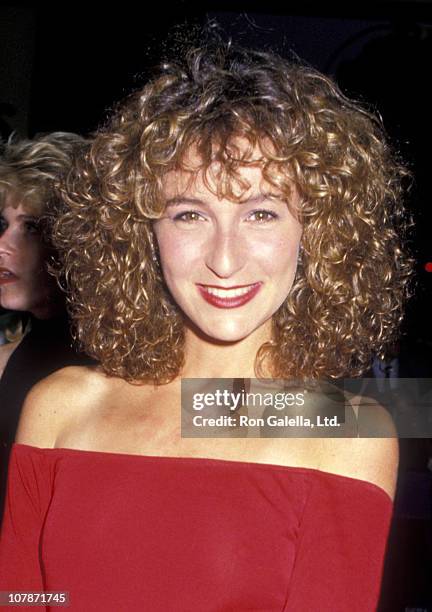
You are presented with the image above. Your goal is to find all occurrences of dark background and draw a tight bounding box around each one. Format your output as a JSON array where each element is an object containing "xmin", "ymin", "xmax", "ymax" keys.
[{"xmin": 1, "ymin": 2, "xmax": 431, "ymax": 610}]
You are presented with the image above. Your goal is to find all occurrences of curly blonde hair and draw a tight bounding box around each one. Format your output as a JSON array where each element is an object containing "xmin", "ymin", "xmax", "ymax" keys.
[{"xmin": 53, "ymin": 44, "xmax": 412, "ymax": 383}]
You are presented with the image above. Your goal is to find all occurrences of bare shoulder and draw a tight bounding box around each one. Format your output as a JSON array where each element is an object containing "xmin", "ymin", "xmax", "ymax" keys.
[
  {"xmin": 320, "ymin": 403, "xmax": 399, "ymax": 500},
  {"xmin": 16, "ymin": 365, "xmax": 112, "ymax": 448}
]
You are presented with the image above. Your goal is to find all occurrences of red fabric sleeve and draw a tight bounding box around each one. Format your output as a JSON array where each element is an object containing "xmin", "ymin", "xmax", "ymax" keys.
[
  {"xmin": 0, "ymin": 444, "xmax": 54, "ymax": 610},
  {"xmin": 284, "ymin": 474, "xmax": 393, "ymax": 611}
]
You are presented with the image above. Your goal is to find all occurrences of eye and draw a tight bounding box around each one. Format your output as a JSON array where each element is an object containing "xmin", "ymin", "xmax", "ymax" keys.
[
  {"xmin": 23, "ymin": 217, "xmax": 41, "ymax": 234},
  {"xmin": 0, "ymin": 216, "xmax": 7, "ymax": 236},
  {"xmin": 173, "ymin": 211, "xmax": 206, "ymax": 223},
  {"xmin": 247, "ymin": 209, "xmax": 279, "ymax": 223}
]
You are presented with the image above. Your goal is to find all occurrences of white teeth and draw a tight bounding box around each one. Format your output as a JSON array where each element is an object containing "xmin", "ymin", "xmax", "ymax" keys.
[
  {"xmin": 0, "ymin": 271, "xmax": 13, "ymax": 279},
  {"xmin": 203, "ymin": 285, "xmax": 255, "ymax": 298}
]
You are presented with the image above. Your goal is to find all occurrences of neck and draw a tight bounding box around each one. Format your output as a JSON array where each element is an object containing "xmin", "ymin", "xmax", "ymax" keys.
[{"xmin": 181, "ymin": 322, "xmax": 272, "ymax": 379}]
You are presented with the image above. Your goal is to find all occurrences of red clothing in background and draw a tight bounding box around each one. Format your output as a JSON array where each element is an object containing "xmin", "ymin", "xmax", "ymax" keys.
[{"xmin": 0, "ymin": 443, "xmax": 392, "ymax": 611}]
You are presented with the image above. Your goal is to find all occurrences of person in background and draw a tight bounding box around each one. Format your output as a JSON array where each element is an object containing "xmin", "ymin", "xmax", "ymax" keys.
[
  {"xmin": 0, "ymin": 133, "xmax": 94, "ymax": 517},
  {"xmin": 0, "ymin": 310, "xmax": 25, "ymax": 373}
]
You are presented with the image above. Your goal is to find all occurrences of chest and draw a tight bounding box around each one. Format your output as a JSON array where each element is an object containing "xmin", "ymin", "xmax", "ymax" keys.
[
  {"xmin": 57, "ymin": 379, "xmax": 331, "ymax": 468},
  {"xmin": 41, "ymin": 455, "xmax": 309, "ymax": 611}
]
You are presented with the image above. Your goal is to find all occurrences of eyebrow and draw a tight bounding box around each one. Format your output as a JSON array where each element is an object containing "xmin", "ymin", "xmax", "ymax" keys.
[
  {"xmin": 164, "ymin": 193, "xmax": 285, "ymax": 207},
  {"xmin": 165, "ymin": 196, "xmax": 203, "ymax": 207}
]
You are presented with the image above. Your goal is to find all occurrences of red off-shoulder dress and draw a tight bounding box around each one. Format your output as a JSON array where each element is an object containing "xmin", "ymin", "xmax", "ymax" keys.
[{"xmin": 0, "ymin": 443, "xmax": 392, "ymax": 611}]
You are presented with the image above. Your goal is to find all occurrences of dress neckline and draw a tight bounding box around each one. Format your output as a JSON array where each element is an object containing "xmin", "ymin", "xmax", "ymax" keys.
[{"xmin": 13, "ymin": 442, "xmax": 392, "ymax": 503}]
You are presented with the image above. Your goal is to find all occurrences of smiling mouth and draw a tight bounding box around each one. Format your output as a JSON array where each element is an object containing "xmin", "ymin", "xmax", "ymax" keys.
[{"xmin": 196, "ymin": 283, "xmax": 262, "ymax": 308}]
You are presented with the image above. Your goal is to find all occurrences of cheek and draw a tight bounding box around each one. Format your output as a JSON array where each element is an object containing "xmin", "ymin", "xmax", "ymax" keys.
[
  {"xmin": 33, "ymin": 245, "xmax": 50, "ymax": 272},
  {"xmin": 16, "ymin": 239, "xmax": 48, "ymax": 274},
  {"xmin": 158, "ymin": 231, "xmax": 203, "ymax": 279},
  {"xmin": 259, "ymin": 238, "xmax": 299, "ymax": 277}
]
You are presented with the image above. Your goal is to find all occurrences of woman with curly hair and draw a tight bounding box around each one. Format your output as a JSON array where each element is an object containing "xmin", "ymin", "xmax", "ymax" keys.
[{"xmin": 0, "ymin": 44, "xmax": 411, "ymax": 611}]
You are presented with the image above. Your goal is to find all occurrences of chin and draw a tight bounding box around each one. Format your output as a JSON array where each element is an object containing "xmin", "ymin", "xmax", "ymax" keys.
[
  {"xmin": 0, "ymin": 291, "xmax": 39, "ymax": 314},
  {"xmin": 197, "ymin": 320, "xmax": 261, "ymax": 344},
  {"xmin": 0, "ymin": 297, "xmax": 26, "ymax": 312}
]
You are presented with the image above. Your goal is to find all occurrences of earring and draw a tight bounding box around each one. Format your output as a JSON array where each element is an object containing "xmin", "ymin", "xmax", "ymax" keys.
[
  {"xmin": 149, "ymin": 235, "xmax": 160, "ymax": 266},
  {"xmin": 298, "ymin": 244, "xmax": 303, "ymax": 263}
]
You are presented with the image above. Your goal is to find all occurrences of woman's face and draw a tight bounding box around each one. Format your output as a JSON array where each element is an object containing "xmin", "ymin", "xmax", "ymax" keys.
[
  {"xmin": 0, "ymin": 198, "xmax": 60, "ymax": 318},
  {"xmin": 154, "ymin": 150, "xmax": 302, "ymax": 344}
]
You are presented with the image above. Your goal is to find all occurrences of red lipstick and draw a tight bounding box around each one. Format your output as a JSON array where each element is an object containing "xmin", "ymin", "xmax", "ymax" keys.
[
  {"xmin": 196, "ymin": 282, "xmax": 262, "ymax": 309},
  {"xmin": 0, "ymin": 268, "xmax": 18, "ymax": 286}
]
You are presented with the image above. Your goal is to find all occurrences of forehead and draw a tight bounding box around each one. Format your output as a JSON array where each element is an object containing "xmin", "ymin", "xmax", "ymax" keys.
[
  {"xmin": 162, "ymin": 163, "xmax": 271, "ymax": 200},
  {"xmin": 161, "ymin": 140, "xmax": 282, "ymax": 202},
  {"xmin": 1, "ymin": 195, "xmax": 38, "ymax": 218}
]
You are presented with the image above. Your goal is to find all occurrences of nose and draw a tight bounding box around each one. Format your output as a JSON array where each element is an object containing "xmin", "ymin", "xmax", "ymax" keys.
[
  {"xmin": 0, "ymin": 232, "xmax": 10, "ymax": 255},
  {"xmin": 205, "ymin": 226, "xmax": 246, "ymax": 279},
  {"xmin": 0, "ymin": 228, "xmax": 13, "ymax": 257}
]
